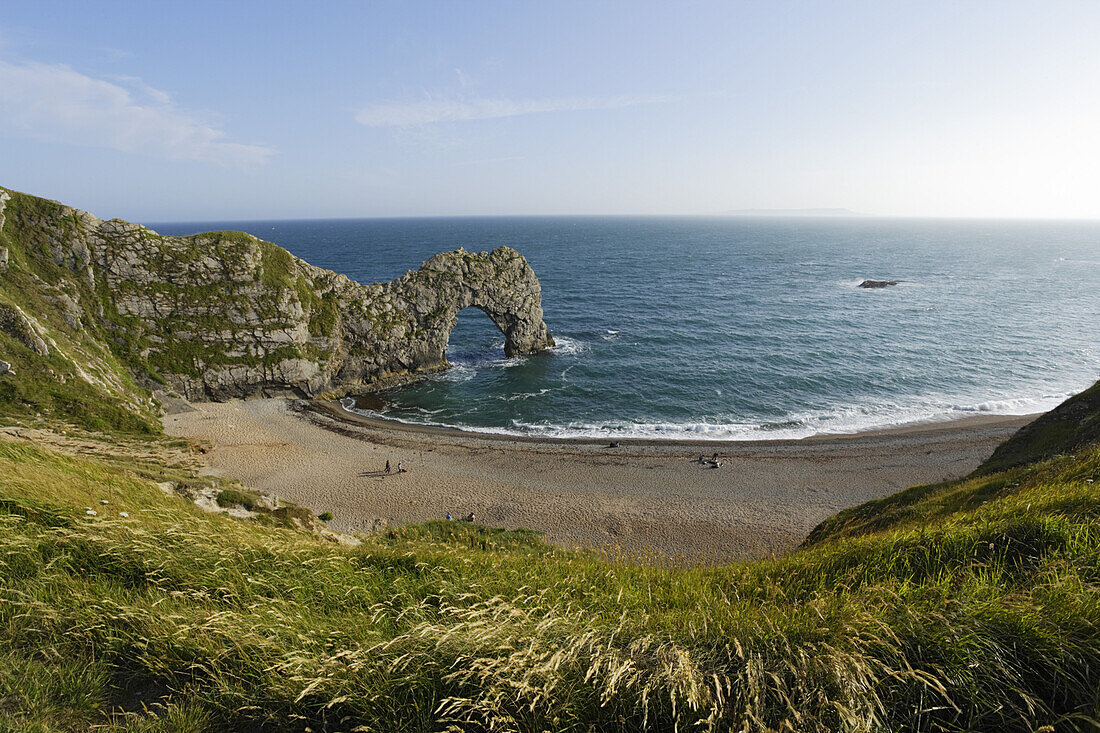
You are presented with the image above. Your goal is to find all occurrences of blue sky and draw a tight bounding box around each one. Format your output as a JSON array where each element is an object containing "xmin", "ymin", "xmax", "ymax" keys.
[{"xmin": 2, "ymin": 1, "xmax": 1099, "ymax": 221}]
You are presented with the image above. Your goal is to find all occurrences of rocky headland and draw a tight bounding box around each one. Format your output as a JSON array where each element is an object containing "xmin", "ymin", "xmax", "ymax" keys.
[{"xmin": 0, "ymin": 186, "xmax": 553, "ymax": 403}]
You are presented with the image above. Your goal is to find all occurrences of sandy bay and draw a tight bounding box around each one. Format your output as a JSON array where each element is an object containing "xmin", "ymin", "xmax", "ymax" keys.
[{"xmin": 164, "ymin": 398, "xmax": 1034, "ymax": 563}]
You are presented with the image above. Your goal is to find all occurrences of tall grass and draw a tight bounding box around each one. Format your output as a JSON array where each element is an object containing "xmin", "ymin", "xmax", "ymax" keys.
[{"xmin": 0, "ymin": 437, "xmax": 1097, "ymax": 730}]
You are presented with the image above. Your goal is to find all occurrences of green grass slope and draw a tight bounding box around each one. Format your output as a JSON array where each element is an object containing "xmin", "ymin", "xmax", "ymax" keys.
[
  {"xmin": 1, "ymin": 405, "xmax": 1098, "ymax": 730},
  {"xmin": 976, "ymin": 381, "xmax": 1100, "ymax": 476},
  {"xmin": 804, "ymin": 381, "xmax": 1100, "ymax": 545}
]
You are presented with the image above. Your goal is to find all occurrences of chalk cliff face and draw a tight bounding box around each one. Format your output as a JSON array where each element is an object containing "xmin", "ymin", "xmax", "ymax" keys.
[{"xmin": 0, "ymin": 187, "xmax": 553, "ymax": 401}]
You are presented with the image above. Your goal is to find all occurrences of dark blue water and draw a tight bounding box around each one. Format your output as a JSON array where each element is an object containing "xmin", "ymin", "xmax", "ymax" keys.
[{"xmin": 151, "ymin": 216, "xmax": 1100, "ymax": 439}]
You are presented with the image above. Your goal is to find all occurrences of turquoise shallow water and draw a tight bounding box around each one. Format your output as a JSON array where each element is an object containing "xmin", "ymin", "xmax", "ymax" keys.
[{"xmin": 152, "ymin": 216, "xmax": 1100, "ymax": 440}]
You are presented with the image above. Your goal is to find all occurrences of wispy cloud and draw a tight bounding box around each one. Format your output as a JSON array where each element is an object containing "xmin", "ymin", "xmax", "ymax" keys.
[
  {"xmin": 0, "ymin": 60, "xmax": 275, "ymax": 165},
  {"xmin": 355, "ymin": 94, "xmax": 666, "ymax": 127},
  {"xmin": 455, "ymin": 155, "xmax": 527, "ymax": 166}
]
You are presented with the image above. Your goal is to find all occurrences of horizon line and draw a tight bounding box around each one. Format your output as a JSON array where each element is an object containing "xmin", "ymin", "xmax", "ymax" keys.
[{"xmin": 141, "ymin": 211, "xmax": 1100, "ymax": 226}]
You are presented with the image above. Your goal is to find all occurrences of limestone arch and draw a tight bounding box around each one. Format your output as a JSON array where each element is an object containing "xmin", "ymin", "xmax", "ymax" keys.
[{"xmin": 398, "ymin": 246, "xmax": 555, "ymax": 373}]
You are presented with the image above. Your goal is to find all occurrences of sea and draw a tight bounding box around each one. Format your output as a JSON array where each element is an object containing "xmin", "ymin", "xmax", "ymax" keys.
[{"xmin": 150, "ymin": 216, "xmax": 1100, "ymax": 441}]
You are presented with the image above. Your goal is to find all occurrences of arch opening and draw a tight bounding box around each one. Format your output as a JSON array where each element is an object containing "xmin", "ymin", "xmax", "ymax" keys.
[{"xmin": 445, "ymin": 306, "xmax": 507, "ymax": 366}]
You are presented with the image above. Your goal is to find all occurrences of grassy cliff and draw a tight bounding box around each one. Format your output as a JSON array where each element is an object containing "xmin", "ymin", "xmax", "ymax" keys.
[
  {"xmin": 0, "ymin": 185, "xmax": 336, "ymax": 406},
  {"xmin": 0, "ymin": 190, "xmax": 161, "ymax": 435},
  {"xmin": 975, "ymin": 381, "xmax": 1100, "ymax": 476}
]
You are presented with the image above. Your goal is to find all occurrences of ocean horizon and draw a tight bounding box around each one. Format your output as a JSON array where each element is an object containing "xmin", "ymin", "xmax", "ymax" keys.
[{"xmin": 151, "ymin": 215, "xmax": 1100, "ymax": 441}]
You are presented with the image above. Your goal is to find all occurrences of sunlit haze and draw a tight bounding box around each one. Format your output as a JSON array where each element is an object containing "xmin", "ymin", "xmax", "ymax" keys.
[{"xmin": 2, "ymin": 1, "xmax": 1099, "ymax": 221}]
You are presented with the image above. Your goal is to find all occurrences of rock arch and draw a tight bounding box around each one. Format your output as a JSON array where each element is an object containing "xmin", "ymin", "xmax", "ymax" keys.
[
  {"xmin": 327, "ymin": 245, "xmax": 555, "ymax": 393},
  {"xmin": 373, "ymin": 246, "xmax": 556, "ymax": 375}
]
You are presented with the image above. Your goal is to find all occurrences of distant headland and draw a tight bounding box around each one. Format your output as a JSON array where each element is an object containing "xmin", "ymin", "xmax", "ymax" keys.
[{"xmin": 719, "ymin": 207, "xmax": 863, "ymax": 217}]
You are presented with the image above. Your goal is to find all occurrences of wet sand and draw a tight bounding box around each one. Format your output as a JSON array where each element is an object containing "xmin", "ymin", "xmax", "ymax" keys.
[{"xmin": 163, "ymin": 399, "xmax": 1034, "ymax": 563}]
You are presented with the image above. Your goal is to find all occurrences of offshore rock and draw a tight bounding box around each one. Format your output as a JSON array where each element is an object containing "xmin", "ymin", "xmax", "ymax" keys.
[
  {"xmin": 0, "ymin": 186, "xmax": 554, "ymax": 401},
  {"xmin": 858, "ymin": 279, "xmax": 901, "ymax": 289}
]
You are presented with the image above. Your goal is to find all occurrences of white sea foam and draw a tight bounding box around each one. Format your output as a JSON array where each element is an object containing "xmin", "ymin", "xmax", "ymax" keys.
[
  {"xmin": 498, "ymin": 388, "xmax": 554, "ymax": 402},
  {"xmin": 438, "ymin": 363, "xmax": 476, "ymax": 382},
  {"xmin": 342, "ymin": 384, "xmax": 1088, "ymax": 442},
  {"xmin": 949, "ymin": 392, "xmax": 1073, "ymax": 415},
  {"xmin": 550, "ymin": 335, "xmax": 588, "ymax": 356}
]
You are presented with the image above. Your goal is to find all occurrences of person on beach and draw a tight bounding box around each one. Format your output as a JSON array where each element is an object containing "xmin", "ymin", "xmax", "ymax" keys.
[
  {"xmin": 385, "ymin": 460, "xmax": 390, "ymax": 474},
  {"xmin": 397, "ymin": 462, "xmax": 406, "ymax": 473}
]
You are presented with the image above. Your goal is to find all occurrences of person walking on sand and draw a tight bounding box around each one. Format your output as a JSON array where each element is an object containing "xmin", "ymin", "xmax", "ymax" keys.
[{"xmin": 385, "ymin": 459, "xmax": 390, "ymax": 474}]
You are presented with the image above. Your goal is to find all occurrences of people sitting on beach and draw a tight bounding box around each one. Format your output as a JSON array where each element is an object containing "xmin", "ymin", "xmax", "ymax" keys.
[
  {"xmin": 465, "ymin": 512, "xmax": 476, "ymax": 522},
  {"xmin": 397, "ymin": 462, "xmax": 406, "ymax": 473},
  {"xmin": 446, "ymin": 513, "xmax": 452, "ymax": 520},
  {"xmin": 713, "ymin": 460, "xmax": 722, "ymax": 469}
]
